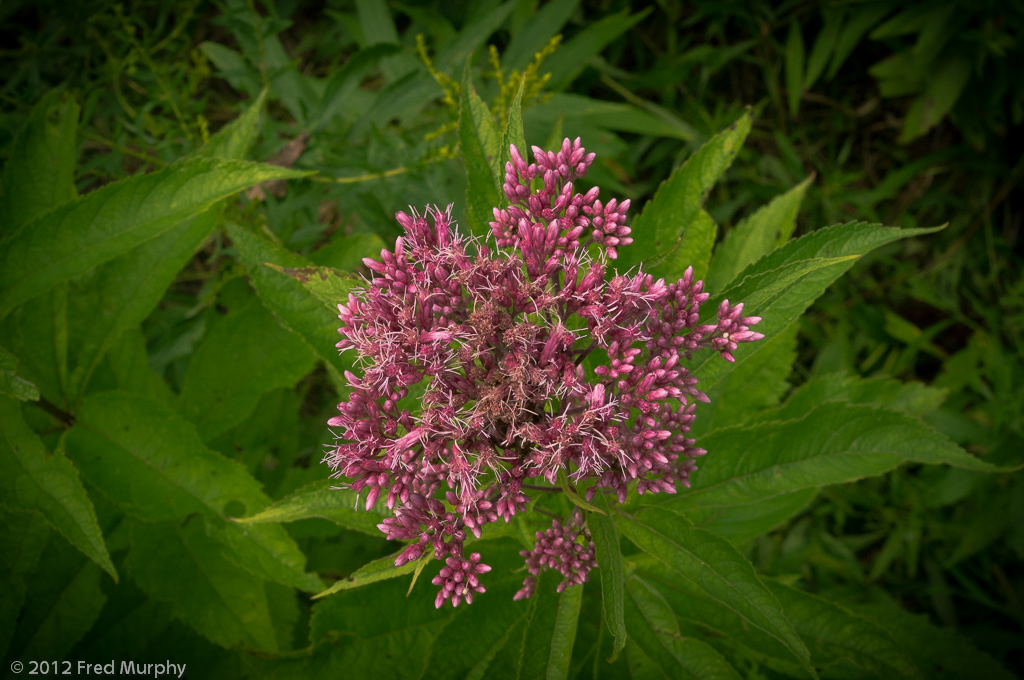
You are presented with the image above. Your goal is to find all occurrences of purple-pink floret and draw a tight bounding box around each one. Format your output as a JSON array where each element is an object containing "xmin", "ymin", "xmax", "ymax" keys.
[
  {"xmin": 432, "ymin": 552, "xmax": 491, "ymax": 608},
  {"xmin": 324, "ymin": 138, "xmax": 763, "ymax": 606},
  {"xmin": 514, "ymin": 518, "xmax": 596, "ymax": 600}
]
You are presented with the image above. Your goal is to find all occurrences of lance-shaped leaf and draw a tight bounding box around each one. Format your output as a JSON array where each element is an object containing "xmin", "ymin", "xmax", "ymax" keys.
[
  {"xmin": 235, "ymin": 482, "xmax": 389, "ymax": 536},
  {"xmin": 226, "ymin": 222, "xmax": 352, "ymax": 386},
  {"xmin": 614, "ymin": 505, "xmax": 815, "ymax": 678},
  {"xmin": 620, "ymin": 112, "xmax": 751, "ymax": 280},
  {"xmin": 125, "ymin": 517, "xmax": 278, "ymax": 652},
  {"xmin": 197, "ymin": 89, "xmax": 267, "ymax": 160},
  {"xmin": 0, "ymin": 396, "xmax": 115, "ymax": 580},
  {"xmin": 765, "ymin": 581, "xmax": 921, "ymax": 680},
  {"xmin": 0, "ymin": 90, "xmax": 79, "ymax": 229},
  {"xmin": 589, "ymin": 492, "xmax": 626, "ymax": 661},
  {"xmin": 0, "ymin": 157, "xmax": 309, "ymax": 315},
  {"xmin": 663, "ymin": 402, "xmax": 1009, "ymax": 516},
  {"xmin": 682, "ymin": 488, "xmax": 820, "ymax": 546},
  {"xmin": 459, "ymin": 59, "xmax": 502, "ymax": 238},
  {"xmin": 705, "ymin": 176, "xmax": 812, "ymax": 292},
  {"xmin": 546, "ymin": 584, "xmax": 584, "ymax": 680},
  {"xmin": 0, "ymin": 511, "xmax": 50, "ymax": 660},
  {"xmin": 66, "ymin": 391, "xmax": 322, "ymax": 593},
  {"xmin": 749, "ymin": 373, "xmax": 947, "ymax": 424},
  {"xmin": 498, "ymin": 78, "xmax": 527, "ymax": 205},
  {"xmin": 643, "ymin": 209, "xmax": 718, "ymax": 285},
  {"xmin": 178, "ymin": 295, "xmax": 316, "ymax": 442},
  {"xmin": 68, "ymin": 210, "xmax": 217, "ymax": 403},
  {"xmin": 265, "ymin": 264, "xmax": 362, "ymax": 313},
  {"xmin": 692, "ymin": 222, "xmax": 944, "ymax": 391},
  {"xmin": 313, "ymin": 550, "xmax": 426, "ymax": 599},
  {"xmin": 625, "ymin": 575, "xmax": 743, "ymax": 680}
]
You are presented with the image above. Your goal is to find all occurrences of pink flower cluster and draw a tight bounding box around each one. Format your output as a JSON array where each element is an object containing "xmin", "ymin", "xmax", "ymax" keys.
[
  {"xmin": 324, "ymin": 138, "xmax": 763, "ymax": 607},
  {"xmin": 514, "ymin": 517, "xmax": 596, "ymax": 600}
]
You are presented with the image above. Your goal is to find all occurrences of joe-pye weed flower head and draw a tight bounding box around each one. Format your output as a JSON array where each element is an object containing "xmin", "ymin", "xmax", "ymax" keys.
[{"xmin": 324, "ymin": 138, "xmax": 764, "ymax": 607}]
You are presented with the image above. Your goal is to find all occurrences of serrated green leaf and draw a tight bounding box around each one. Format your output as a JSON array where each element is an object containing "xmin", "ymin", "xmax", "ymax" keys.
[
  {"xmin": 766, "ymin": 581, "xmax": 921, "ymax": 680},
  {"xmin": 625, "ymin": 575, "xmax": 743, "ymax": 680},
  {"xmin": 125, "ymin": 518, "xmax": 278, "ymax": 652},
  {"xmin": 665, "ymin": 402, "xmax": 1009, "ymax": 516},
  {"xmin": 0, "ymin": 345, "xmax": 40, "ymax": 401},
  {"xmin": 0, "ymin": 395, "xmax": 115, "ymax": 580},
  {"xmin": 460, "ymin": 59, "xmax": 502, "ymax": 238},
  {"xmin": 621, "ymin": 113, "xmax": 751, "ymax": 281},
  {"xmin": 706, "ymin": 176, "xmax": 812, "ymax": 292},
  {"xmin": 589, "ymin": 492, "xmax": 626, "ymax": 661},
  {"xmin": 265, "ymin": 264, "xmax": 362, "ymax": 313},
  {"xmin": 313, "ymin": 549, "xmax": 424, "ymax": 599},
  {"xmin": 235, "ymin": 482, "xmax": 388, "ymax": 535},
  {"xmin": 546, "ymin": 584, "xmax": 583, "ymax": 680},
  {"xmin": 226, "ymin": 222, "xmax": 353, "ymax": 388},
  {"xmin": 66, "ymin": 391, "xmax": 323, "ymax": 593},
  {"xmin": 499, "ymin": 78, "xmax": 527, "ymax": 180},
  {"xmin": 198, "ymin": 89, "xmax": 267, "ymax": 160},
  {"xmin": 0, "ymin": 157, "xmax": 309, "ymax": 315},
  {"xmin": 0, "ymin": 90, "xmax": 79, "ymax": 230},
  {"xmin": 68, "ymin": 210, "xmax": 217, "ymax": 403},
  {"xmin": 615, "ymin": 505, "xmax": 816, "ymax": 678},
  {"xmin": 692, "ymin": 222, "xmax": 945, "ymax": 392},
  {"xmin": 178, "ymin": 295, "xmax": 316, "ymax": 442},
  {"xmin": 644, "ymin": 209, "xmax": 718, "ymax": 284}
]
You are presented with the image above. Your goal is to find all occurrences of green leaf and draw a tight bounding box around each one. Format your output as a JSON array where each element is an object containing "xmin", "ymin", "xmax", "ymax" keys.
[
  {"xmin": 125, "ymin": 517, "xmax": 278, "ymax": 652},
  {"xmin": 828, "ymin": 5, "xmax": 893, "ymax": 80},
  {"xmin": 644, "ymin": 209, "xmax": 718, "ymax": 284},
  {"xmin": 8, "ymin": 536, "xmax": 107, "ymax": 661},
  {"xmin": 226, "ymin": 222, "xmax": 353, "ymax": 387},
  {"xmin": 198, "ymin": 89, "xmax": 267, "ymax": 160},
  {"xmin": 265, "ymin": 264, "xmax": 362, "ymax": 313},
  {"xmin": 541, "ymin": 8, "xmax": 652, "ymax": 90},
  {"xmin": 0, "ymin": 395, "xmax": 115, "ymax": 580},
  {"xmin": 785, "ymin": 21, "xmax": 805, "ymax": 116},
  {"xmin": 546, "ymin": 584, "xmax": 583, "ymax": 680},
  {"xmin": 682, "ymin": 488, "xmax": 819, "ymax": 546},
  {"xmin": 0, "ymin": 157, "xmax": 309, "ymax": 315},
  {"xmin": 750, "ymin": 373, "xmax": 947, "ymax": 424},
  {"xmin": 314, "ymin": 44, "xmax": 403, "ymax": 131},
  {"xmin": 615, "ymin": 505, "xmax": 815, "ymax": 678},
  {"xmin": 459, "ymin": 58, "xmax": 502, "ymax": 238},
  {"xmin": 68, "ymin": 209, "xmax": 217, "ymax": 403},
  {"xmin": 502, "ymin": 0, "xmax": 580, "ymax": 71},
  {"xmin": 527, "ymin": 94, "xmax": 695, "ymax": 143},
  {"xmin": 899, "ymin": 56, "xmax": 972, "ymax": 143},
  {"xmin": 692, "ymin": 321, "xmax": 799, "ymax": 438},
  {"xmin": 309, "ymin": 233, "xmax": 387, "ymax": 271},
  {"xmin": 692, "ymin": 222, "xmax": 945, "ymax": 392},
  {"xmin": 66, "ymin": 391, "xmax": 323, "ymax": 593},
  {"xmin": 705, "ymin": 176, "xmax": 812, "ymax": 292},
  {"xmin": 178, "ymin": 295, "xmax": 316, "ymax": 442},
  {"xmin": 500, "ymin": 77, "xmax": 527, "ymax": 171},
  {"xmin": 803, "ymin": 9, "xmax": 840, "ymax": 91},
  {"xmin": 664, "ymin": 402, "xmax": 1010, "ymax": 516},
  {"xmin": 235, "ymin": 482, "xmax": 388, "ymax": 536},
  {"xmin": 589, "ymin": 492, "xmax": 626, "ymax": 661},
  {"xmin": 621, "ymin": 113, "xmax": 751, "ymax": 281},
  {"xmin": 765, "ymin": 581, "xmax": 921, "ymax": 680},
  {"xmin": 0, "ymin": 510, "xmax": 50, "ymax": 660},
  {"xmin": 313, "ymin": 550, "xmax": 427, "ymax": 599},
  {"xmin": 0, "ymin": 287, "xmax": 70, "ymax": 403},
  {"xmin": 0, "ymin": 345, "xmax": 40, "ymax": 401},
  {"xmin": 625, "ymin": 575, "xmax": 743, "ymax": 680},
  {"xmin": 0, "ymin": 89, "xmax": 79, "ymax": 229}
]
